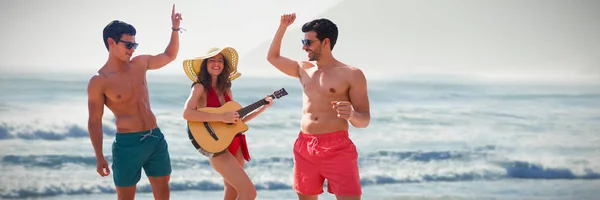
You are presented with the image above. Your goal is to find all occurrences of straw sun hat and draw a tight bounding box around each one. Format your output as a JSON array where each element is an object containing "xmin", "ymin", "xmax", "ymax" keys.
[{"xmin": 182, "ymin": 47, "xmax": 241, "ymax": 82}]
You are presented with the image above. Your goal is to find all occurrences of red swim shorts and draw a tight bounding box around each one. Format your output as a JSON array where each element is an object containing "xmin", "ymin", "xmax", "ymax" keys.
[{"xmin": 292, "ymin": 130, "xmax": 361, "ymax": 196}]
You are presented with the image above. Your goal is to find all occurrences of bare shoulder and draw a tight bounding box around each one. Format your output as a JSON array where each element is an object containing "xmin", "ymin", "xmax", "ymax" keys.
[
  {"xmin": 191, "ymin": 82, "xmax": 205, "ymax": 94},
  {"xmin": 130, "ymin": 55, "xmax": 151, "ymax": 70},
  {"xmin": 299, "ymin": 61, "xmax": 315, "ymax": 70},
  {"xmin": 87, "ymin": 73, "xmax": 106, "ymax": 89},
  {"xmin": 343, "ymin": 64, "xmax": 367, "ymax": 82}
]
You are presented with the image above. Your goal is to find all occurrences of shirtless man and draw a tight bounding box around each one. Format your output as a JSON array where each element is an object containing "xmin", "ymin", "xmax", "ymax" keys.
[
  {"xmin": 86, "ymin": 5, "xmax": 182, "ymax": 200},
  {"xmin": 266, "ymin": 13, "xmax": 370, "ymax": 200}
]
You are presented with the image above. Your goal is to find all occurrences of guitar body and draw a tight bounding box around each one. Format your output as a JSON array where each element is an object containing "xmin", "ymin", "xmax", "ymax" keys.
[{"xmin": 187, "ymin": 101, "xmax": 249, "ymax": 153}]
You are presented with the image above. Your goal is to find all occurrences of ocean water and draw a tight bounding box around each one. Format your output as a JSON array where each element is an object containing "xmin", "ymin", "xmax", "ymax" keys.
[{"xmin": 0, "ymin": 72, "xmax": 599, "ymax": 200}]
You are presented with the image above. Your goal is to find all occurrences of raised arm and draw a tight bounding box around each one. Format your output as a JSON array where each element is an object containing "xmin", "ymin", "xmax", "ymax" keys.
[
  {"xmin": 87, "ymin": 75, "xmax": 105, "ymax": 160},
  {"xmin": 267, "ymin": 13, "xmax": 300, "ymax": 78},
  {"xmin": 183, "ymin": 83, "xmax": 227, "ymax": 122},
  {"xmin": 135, "ymin": 4, "xmax": 182, "ymax": 70},
  {"xmin": 347, "ymin": 68, "xmax": 371, "ymax": 128}
]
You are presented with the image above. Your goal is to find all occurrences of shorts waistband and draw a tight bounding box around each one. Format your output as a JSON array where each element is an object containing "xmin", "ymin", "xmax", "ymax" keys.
[
  {"xmin": 116, "ymin": 127, "xmax": 162, "ymax": 138},
  {"xmin": 298, "ymin": 129, "xmax": 349, "ymax": 139}
]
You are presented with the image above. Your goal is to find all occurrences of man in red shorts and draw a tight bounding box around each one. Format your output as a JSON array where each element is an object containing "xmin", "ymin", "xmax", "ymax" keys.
[{"xmin": 266, "ymin": 13, "xmax": 371, "ymax": 200}]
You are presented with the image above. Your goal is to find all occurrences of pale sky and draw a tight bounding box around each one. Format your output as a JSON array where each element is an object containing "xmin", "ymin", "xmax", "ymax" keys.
[
  {"xmin": 0, "ymin": 0, "xmax": 343, "ymax": 75},
  {"xmin": 1, "ymin": 0, "xmax": 599, "ymax": 83}
]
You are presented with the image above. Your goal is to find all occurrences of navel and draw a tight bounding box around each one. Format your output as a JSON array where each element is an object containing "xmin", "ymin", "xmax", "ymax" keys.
[
  {"xmin": 329, "ymin": 88, "xmax": 336, "ymax": 93},
  {"xmin": 117, "ymin": 94, "xmax": 121, "ymax": 99}
]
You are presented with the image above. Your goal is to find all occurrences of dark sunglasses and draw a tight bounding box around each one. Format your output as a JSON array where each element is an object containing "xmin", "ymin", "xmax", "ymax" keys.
[
  {"xmin": 115, "ymin": 38, "xmax": 139, "ymax": 50},
  {"xmin": 301, "ymin": 39, "xmax": 318, "ymax": 46}
]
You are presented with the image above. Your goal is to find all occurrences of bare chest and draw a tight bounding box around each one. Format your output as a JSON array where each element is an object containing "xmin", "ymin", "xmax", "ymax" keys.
[
  {"xmin": 301, "ymin": 69, "xmax": 349, "ymax": 98},
  {"xmin": 103, "ymin": 71, "xmax": 148, "ymax": 103}
]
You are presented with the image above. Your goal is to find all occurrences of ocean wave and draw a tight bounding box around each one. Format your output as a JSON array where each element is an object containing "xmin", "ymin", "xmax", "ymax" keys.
[
  {"xmin": 0, "ymin": 123, "xmax": 115, "ymax": 140},
  {"xmin": 0, "ymin": 178, "xmax": 289, "ymax": 199},
  {"xmin": 1, "ymin": 149, "xmax": 489, "ymax": 169},
  {"xmin": 3, "ymin": 149, "xmax": 598, "ymax": 179},
  {"xmin": 0, "ymin": 120, "xmax": 303, "ymax": 141},
  {"xmin": 1, "ymin": 162, "xmax": 599, "ymax": 199}
]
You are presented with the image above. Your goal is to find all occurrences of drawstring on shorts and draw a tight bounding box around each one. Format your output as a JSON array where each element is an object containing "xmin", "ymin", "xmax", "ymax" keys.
[
  {"xmin": 309, "ymin": 137, "xmax": 319, "ymax": 155},
  {"xmin": 140, "ymin": 129, "xmax": 159, "ymax": 141}
]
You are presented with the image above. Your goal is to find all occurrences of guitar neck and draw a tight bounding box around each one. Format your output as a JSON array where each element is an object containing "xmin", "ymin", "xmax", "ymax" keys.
[{"xmin": 237, "ymin": 94, "xmax": 273, "ymax": 118}]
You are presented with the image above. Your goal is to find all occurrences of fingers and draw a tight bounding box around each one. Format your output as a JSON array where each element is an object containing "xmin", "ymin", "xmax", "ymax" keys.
[
  {"xmin": 264, "ymin": 96, "xmax": 274, "ymax": 104},
  {"xmin": 336, "ymin": 106, "xmax": 351, "ymax": 112},
  {"xmin": 233, "ymin": 112, "xmax": 240, "ymax": 123},
  {"xmin": 337, "ymin": 113, "xmax": 350, "ymax": 119},
  {"xmin": 172, "ymin": 4, "xmax": 175, "ymax": 16},
  {"xmin": 173, "ymin": 13, "xmax": 183, "ymax": 20},
  {"xmin": 97, "ymin": 165, "xmax": 110, "ymax": 177},
  {"xmin": 281, "ymin": 13, "xmax": 296, "ymax": 24},
  {"xmin": 332, "ymin": 101, "xmax": 352, "ymax": 119}
]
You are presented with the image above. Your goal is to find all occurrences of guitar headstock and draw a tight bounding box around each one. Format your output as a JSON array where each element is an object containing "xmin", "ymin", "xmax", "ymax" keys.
[{"xmin": 271, "ymin": 88, "xmax": 288, "ymax": 99}]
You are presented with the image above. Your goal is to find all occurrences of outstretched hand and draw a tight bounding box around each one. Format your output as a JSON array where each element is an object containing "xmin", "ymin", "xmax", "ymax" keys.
[
  {"xmin": 332, "ymin": 101, "xmax": 354, "ymax": 120},
  {"xmin": 280, "ymin": 13, "xmax": 296, "ymax": 28},
  {"xmin": 171, "ymin": 4, "xmax": 183, "ymax": 29}
]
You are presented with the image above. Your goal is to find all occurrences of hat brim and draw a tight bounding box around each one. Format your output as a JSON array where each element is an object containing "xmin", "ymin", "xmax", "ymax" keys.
[{"xmin": 182, "ymin": 47, "xmax": 241, "ymax": 82}]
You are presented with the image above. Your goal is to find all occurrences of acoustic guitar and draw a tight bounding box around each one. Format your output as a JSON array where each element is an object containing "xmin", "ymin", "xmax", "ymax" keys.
[{"xmin": 187, "ymin": 88, "xmax": 288, "ymax": 153}]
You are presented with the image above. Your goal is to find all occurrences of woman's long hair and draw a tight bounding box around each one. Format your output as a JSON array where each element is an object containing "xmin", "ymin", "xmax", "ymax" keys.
[{"xmin": 195, "ymin": 56, "xmax": 232, "ymax": 95}]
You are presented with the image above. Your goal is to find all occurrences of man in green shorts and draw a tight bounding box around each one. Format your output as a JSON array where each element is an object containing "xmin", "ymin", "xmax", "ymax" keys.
[{"xmin": 86, "ymin": 5, "xmax": 182, "ymax": 200}]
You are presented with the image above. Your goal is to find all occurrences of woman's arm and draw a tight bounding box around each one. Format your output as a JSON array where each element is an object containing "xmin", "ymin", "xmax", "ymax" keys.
[
  {"xmin": 242, "ymin": 96, "xmax": 274, "ymax": 123},
  {"xmin": 182, "ymin": 83, "xmax": 224, "ymax": 122}
]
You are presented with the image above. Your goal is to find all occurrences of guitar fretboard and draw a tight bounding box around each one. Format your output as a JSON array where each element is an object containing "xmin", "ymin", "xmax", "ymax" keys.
[{"xmin": 237, "ymin": 97, "xmax": 270, "ymax": 118}]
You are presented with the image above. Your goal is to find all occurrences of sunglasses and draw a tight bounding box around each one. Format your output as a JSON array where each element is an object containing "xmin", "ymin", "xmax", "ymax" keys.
[
  {"xmin": 301, "ymin": 39, "xmax": 318, "ymax": 47},
  {"xmin": 115, "ymin": 38, "xmax": 139, "ymax": 50}
]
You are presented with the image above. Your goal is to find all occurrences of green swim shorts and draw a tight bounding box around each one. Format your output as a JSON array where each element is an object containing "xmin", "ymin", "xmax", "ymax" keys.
[{"xmin": 111, "ymin": 127, "xmax": 172, "ymax": 187}]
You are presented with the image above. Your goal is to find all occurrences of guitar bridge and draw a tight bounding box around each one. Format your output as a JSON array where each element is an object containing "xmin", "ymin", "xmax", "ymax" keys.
[{"xmin": 203, "ymin": 122, "xmax": 219, "ymax": 141}]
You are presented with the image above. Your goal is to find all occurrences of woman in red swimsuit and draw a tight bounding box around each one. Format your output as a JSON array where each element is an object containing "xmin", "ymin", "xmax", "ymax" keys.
[{"xmin": 182, "ymin": 47, "xmax": 273, "ymax": 200}]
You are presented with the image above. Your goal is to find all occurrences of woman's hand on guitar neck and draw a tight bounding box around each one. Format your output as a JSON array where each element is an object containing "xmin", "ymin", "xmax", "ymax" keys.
[
  {"xmin": 221, "ymin": 112, "xmax": 240, "ymax": 124},
  {"xmin": 263, "ymin": 96, "xmax": 274, "ymax": 109}
]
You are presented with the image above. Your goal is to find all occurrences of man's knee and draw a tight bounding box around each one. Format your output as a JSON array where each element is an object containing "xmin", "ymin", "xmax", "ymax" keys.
[
  {"xmin": 148, "ymin": 175, "xmax": 170, "ymax": 198},
  {"xmin": 116, "ymin": 185, "xmax": 137, "ymax": 200},
  {"xmin": 148, "ymin": 175, "xmax": 170, "ymax": 186}
]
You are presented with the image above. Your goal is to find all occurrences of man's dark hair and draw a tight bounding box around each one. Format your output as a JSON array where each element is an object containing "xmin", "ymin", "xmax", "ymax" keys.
[
  {"xmin": 103, "ymin": 20, "xmax": 136, "ymax": 51},
  {"xmin": 301, "ymin": 18, "xmax": 338, "ymax": 50}
]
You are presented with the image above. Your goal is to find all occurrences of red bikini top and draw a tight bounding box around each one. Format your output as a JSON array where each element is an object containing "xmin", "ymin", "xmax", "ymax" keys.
[{"xmin": 206, "ymin": 85, "xmax": 231, "ymax": 108}]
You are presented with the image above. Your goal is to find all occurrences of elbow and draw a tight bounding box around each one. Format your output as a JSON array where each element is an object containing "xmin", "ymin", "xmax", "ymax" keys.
[
  {"xmin": 351, "ymin": 114, "xmax": 370, "ymax": 128},
  {"xmin": 182, "ymin": 110, "xmax": 193, "ymax": 121},
  {"xmin": 266, "ymin": 54, "xmax": 278, "ymax": 64},
  {"xmin": 167, "ymin": 53, "xmax": 177, "ymax": 62},
  {"xmin": 352, "ymin": 120, "xmax": 369, "ymax": 128},
  {"xmin": 359, "ymin": 121, "xmax": 370, "ymax": 128}
]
